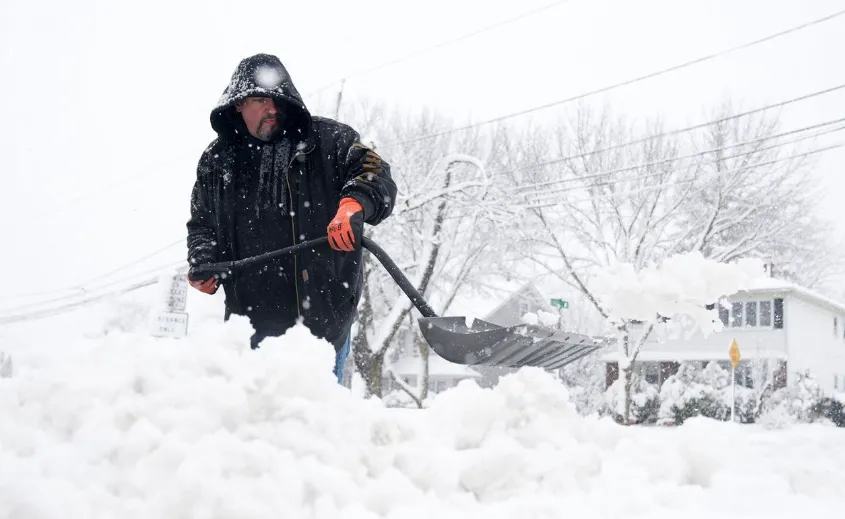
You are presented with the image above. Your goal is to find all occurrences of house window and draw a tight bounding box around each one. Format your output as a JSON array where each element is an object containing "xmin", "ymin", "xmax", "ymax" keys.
[
  {"xmin": 659, "ymin": 361, "xmax": 680, "ymax": 383},
  {"xmin": 724, "ymin": 299, "xmax": 774, "ymax": 328},
  {"xmin": 773, "ymin": 361, "xmax": 787, "ymax": 389},
  {"xmin": 836, "ymin": 317, "xmax": 840, "ymax": 338},
  {"xmin": 759, "ymin": 301, "xmax": 772, "ymax": 327},
  {"xmin": 639, "ymin": 362, "xmax": 659, "ymax": 385},
  {"xmin": 736, "ymin": 362, "xmax": 753, "ymax": 388},
  {"xmin": 774, "ymin": 298, "xmax": 784, "ymax": 329},
  {"xmin": 606, "ymin": 362, "xmax": 620, "ymax": 388},
  {"xmin": 731, "ymin": 302, "xmax": 743, "ymax": 327},
  {"xmin": 745, "ymin": 301, "xmax": 758, "ymax": 327},
  {"xmin": 717, "ymin": 360, "xmax": 753, "ymax": 388}
]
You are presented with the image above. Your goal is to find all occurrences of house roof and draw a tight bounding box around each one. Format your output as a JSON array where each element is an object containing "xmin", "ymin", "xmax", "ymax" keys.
[
  {"xmin": 738, "ymin": 278, "xmax": 845, "ymax": 315},
  {"xmin": 443, "ymin": 276, "xmax": 533, "ymax": 320}
]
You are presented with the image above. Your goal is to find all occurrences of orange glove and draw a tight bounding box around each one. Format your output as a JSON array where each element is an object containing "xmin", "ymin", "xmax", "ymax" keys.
[
  {"xmin": 186, "ymin": 273, "xmax": 219, "ymax": 294},
  {"xmin": 328, "ymin": 197, "xmax": 364, "ymax": 251}
]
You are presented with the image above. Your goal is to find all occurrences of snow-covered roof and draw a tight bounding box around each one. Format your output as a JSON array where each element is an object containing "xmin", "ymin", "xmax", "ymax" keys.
[
  {"xmin": 390, "ymin": 354, "xmax": 482, "ymax": 379},
  {"xmin": 445, "ymin": 269, "xmax": 577, "ymax": 320},
  {"xmin": 738, "ymin": 278, "xmax": 845, "ymax": 315},
  {"xmin": 444, "ymin": 277, "xmax": 533, "ymax": 320}
]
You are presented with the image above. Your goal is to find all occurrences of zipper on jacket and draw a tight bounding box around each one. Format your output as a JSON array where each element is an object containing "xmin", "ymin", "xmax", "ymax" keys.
[
  {"xmin": 285, "ymin": 168, "xmax": 301, "ymax": 319},
  {"xmin": 286, "ymin": 144, "xmax": 314, "ymax": 319}
]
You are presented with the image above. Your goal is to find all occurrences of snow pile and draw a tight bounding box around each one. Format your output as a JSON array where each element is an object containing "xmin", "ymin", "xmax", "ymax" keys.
[
  {"xmin": 3, "ymin": 315, "xmax": 845, "ymax": 517},
  {"xmin": 592, "ymin": 251, "xmax": 765, "ymax": 334}
]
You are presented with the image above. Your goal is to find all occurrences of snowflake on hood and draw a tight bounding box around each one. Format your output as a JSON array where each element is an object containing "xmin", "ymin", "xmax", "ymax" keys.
[{"xmin": 255, "ymin": 65, "xmax": 283, "ymax": 89}]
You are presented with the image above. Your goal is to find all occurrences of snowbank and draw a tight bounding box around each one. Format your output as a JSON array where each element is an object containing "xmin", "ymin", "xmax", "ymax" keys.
[{"xmin": 2, "ymin": 315, "xmax": 845, "ymax": 518}]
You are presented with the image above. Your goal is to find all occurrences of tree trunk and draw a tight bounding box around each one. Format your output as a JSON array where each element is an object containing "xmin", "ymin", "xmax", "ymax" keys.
[
  {"xmin": 353, "ymin": 258, "xmax": 376, "ymax": 395},
  {"xmin": 368, "ymin": 350, "xmax": 385, "ymax": 397},
  {"xmin": 419, "ymin": 333, "xmax": 430, "ymax": 403},
  {"xmin": 623, "ymin": 366, "xmax": 634, "ymax": 425}
]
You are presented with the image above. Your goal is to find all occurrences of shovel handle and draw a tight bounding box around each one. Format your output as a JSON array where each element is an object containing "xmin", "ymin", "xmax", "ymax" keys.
[
  {"xmin": 191, "ymin": 236, "xmax": 440, "ymax": 319},
  {"xmin": 190, "ymin": 237, "xmax": 330, "ymax": 277},
  {"xmin": 361, "ymin": 237, "xmax": 439, "ymax": 319}
]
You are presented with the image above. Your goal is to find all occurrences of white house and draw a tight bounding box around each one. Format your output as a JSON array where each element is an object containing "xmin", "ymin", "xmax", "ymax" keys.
[{"xmin": 603, "ymin": 278, "xmax": 845, "ymax": 394}]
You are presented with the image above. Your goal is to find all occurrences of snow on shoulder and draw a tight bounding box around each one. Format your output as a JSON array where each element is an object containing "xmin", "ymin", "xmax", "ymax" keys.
[{"xmin": 2, "ymin": 315, "xmax": 844, "ymax": 517}]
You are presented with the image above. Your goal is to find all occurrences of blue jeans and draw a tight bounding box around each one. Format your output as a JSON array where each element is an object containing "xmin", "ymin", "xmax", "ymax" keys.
[
  {"xmin": 334, "ymin": 335, "xmax": 351, "ymax": 384},
  {"xmin": 251, "ymin": 330, "xmax": 350, "ymax": 385}
]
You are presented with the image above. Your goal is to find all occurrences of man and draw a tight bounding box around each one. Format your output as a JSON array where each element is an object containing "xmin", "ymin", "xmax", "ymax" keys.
[{"xmin": 186, "ymin": 54, "xmax": 396, "ymax": 383}]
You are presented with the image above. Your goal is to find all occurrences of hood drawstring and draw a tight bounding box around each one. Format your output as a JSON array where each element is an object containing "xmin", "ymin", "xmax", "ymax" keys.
[{"xmin": 256, "ymin": 140, "xmax": 292, "ymax": 218}]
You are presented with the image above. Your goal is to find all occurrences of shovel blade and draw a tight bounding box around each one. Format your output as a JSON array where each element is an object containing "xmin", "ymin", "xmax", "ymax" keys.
[{"xmin": 418, "ymin": 316, "xmax": 608, "ymax": 369}]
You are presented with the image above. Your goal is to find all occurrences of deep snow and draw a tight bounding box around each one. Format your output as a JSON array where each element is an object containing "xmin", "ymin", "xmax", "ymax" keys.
[{"xmin": 1, "ymin": 304, "xmax": 844, "ymax": 519}]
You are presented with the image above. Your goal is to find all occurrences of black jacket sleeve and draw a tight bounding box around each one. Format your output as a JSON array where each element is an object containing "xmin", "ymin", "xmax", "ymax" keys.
[
  {"xmin": 186, "ymin": 153, "xmax": 220, "ymax": 275},
  {"xmin": 339, "ymin": 134, "xmax": 397, "ymax": 225}
]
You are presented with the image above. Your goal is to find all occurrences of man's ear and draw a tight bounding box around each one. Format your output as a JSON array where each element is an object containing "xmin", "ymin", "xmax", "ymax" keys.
[{"xmin": 235, "ymin": 100, "xmax": 244, "ymax": 113}]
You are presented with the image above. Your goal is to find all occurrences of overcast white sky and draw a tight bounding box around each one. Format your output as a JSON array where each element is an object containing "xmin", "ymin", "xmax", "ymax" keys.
[{"xmin": 1, "ymin": 0, "xmax": 844, "ymax": 304}]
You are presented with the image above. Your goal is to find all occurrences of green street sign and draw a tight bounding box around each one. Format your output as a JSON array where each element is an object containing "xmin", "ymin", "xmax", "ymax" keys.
[{"xmin": 550, "ymin": 298, "xmax": 569, "ymax": 309}]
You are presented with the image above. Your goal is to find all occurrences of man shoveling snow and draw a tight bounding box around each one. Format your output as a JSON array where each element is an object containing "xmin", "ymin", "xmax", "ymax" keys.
[{"xmin": 186, "ymin": 53, "xmax": 397, "ymax": 382}]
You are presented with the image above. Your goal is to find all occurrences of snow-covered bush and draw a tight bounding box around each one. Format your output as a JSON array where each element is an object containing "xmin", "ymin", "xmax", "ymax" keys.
[
  {"xmin": 603, "ymin": 370, "xmax": 660, "ymax": 424},
  {"xmin": 811, "ymin": 398, "xmax": 845, "ymax": 427},
  {"xmin": 758, "ymin": 371, "xmax": 824, "ymax": 428},
  {"xmin": 733, "ymin": 386, "xmax": 758, "ymax": 424},
  {"xmin": 659, "ymin": 362, "xmax": 730, "ymax": 425}
]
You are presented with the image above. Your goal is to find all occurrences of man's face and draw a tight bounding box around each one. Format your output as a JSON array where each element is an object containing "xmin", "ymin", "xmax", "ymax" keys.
[{"xmin": 237, "ymin": 96, "xmax": 280, "ymax": 141}]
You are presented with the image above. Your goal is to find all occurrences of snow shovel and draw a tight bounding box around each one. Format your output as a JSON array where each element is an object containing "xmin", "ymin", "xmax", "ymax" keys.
[{"xmin": 192, "ymin": 236, "xmax": 608, "ymax": 370}]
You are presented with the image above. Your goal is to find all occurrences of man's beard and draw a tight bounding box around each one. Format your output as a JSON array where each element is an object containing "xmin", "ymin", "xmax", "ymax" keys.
[{"xmin": 256, "ymin": 118, "xmax": 281, "ymax": 142}]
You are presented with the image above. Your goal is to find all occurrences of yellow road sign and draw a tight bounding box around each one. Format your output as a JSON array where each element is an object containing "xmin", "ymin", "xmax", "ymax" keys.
[{"xmin": 729, "ymin": 339, "xmax": 741, "ymax": 369}]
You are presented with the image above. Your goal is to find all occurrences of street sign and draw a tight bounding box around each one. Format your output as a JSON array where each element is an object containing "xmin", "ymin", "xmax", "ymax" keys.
[
  {"xmin": 729, "ymin": 339, "xmax": 741, "ymax": 369},
  {"xmin": 150, "ymin": 311, "xmax": 189, "ymax": 339},
  {"xmin": 729, "ymin": 338, "xmax": 741, "ymax": 424},
  {"xmin": 150, "ymin": 272, "xmax": 190, "ymax": 338},
  {"xmin": 550, "ymin": 298, "xmax": 569, "ymax": 309},
  {"xmin": 166, "ymin": 274, "xmax": 189, "ymax": 312}
]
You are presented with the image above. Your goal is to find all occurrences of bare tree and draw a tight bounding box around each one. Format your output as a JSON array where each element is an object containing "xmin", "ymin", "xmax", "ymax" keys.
[{"xmin": 505, "ymin": 102, "xmax": 839, "ymax": 423}]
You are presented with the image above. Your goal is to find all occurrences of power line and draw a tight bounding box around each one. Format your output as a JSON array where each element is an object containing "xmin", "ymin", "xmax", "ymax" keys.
[
  {"xmin": 306, "ymin": 0, "xmax": 571, "ymax": 96},
  {"xmin": 0, "ymin": 239, "xmax": 184, "ymax": 301},
  {"xmin": 523, "ymin": 142, "xmax": 845, "ymax": 210},
  {"xmin": 0, "ymin": 276, "xmax": 164, "ymax": 325},
  {"xmin": 526, "ymin": 125, "xmax": 845, "ymax": 203},
  {"xmin": 0, "ymin": 258, "xmax": 186, "ymax": 316},
  {"xmin": 379, "ymin": 9, "xmax": 845, "ymax": 149},
  {"xmin": 501, "ymin": 84, "xmax": 845, "ymax": 187},
  {"xmin": 518, "ymin": 116, "xmax": 845, "ymax": 201}
]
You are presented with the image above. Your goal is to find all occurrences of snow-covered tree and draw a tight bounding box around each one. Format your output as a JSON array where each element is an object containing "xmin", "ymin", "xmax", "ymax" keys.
[
  {"xmin": 495, "ymin": 103, "xmax": 837, "ymax": 422},
  {"xmin": 341, "ymin": 103, "xmax": 505, "ymax": 397}
]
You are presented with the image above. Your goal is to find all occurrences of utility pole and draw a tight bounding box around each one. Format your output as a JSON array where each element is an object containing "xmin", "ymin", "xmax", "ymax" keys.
[{"xmin": 334, "ymin": 79, "xmax": 346, "ymax": 120}]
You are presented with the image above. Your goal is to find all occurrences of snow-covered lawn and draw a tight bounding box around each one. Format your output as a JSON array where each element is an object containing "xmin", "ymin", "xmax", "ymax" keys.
[{"xmin": 1, "ymin": 315, "xmax": 843, "ymax": 519}]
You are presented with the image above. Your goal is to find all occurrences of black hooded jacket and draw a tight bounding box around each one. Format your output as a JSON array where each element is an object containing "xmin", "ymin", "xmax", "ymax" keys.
[{"xmin": 187, "ymin": 54, "xmax": 397, "ymax": 349}]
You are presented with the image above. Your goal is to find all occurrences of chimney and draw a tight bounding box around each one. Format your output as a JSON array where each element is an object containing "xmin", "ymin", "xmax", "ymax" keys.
[{"xmin": 764, "ymin": 261, "xmax": 776, "ymax": 278}]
